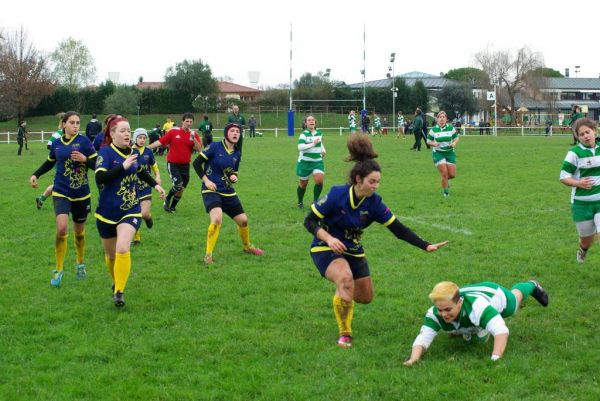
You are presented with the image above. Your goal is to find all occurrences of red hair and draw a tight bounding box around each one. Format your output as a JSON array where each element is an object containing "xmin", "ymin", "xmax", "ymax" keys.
[{"xmin": 102, "ymin": 116, "xmax": 128, "ymax": 146}]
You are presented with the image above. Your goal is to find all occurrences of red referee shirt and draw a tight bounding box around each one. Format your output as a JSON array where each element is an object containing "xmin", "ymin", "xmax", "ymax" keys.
[{"xmin": 159, "ymin": 127, "xmax": 202, "ymax": 164}]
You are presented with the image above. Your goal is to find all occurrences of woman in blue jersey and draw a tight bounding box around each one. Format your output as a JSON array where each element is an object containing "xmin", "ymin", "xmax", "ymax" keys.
[
  {"xmin": 193, "ymin": 123, "xmax": 264, "ymax": 266},
  {"xmin": 131, "ymin": 128, "xmax": 162, "ymax": 244},
  {"xmin": 95, "ymin": 117, "xmax": 166, "ymax": 307},
  {"xmin": 403, "ymin": 279, "xmax": 549, "ymax": 365},
  {"xmin": 303, "ymin": 134, "xmax": 449, "ymax": 348},
  {"xmin": 29, "ymin": 111, "xmax": 97, "ymax": 286}
]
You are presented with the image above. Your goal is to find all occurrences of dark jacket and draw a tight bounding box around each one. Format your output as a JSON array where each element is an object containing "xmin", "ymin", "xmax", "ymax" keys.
[{"xmin": 85, "ymin": 119, "xmax": 103, "ymax": 141}]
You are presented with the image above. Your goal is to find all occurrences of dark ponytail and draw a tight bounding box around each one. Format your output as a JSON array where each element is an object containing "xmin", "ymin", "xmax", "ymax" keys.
[{"xmin": 346, "ymin": 133, "xmax": 380, "ymax": 184}]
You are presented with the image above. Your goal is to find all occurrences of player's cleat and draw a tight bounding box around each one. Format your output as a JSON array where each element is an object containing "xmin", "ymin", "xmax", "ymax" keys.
[
  {"xmin": 113, "ymin": 291, "xmax": 125, "ymax": 307},
  {"xmin": 530, "ymin": 280, "xmax": 549, "ymax": 307},
  {"xmin": 297, "ymin": 202, "xmax": 304, "ymax": 209},
  {"xmin": 443, "ymin": 192, "xmax": 449, "ymax": 198},
  {"xmin": 337, "ymin": 335, "xmax": 353, "ymax": 348},
  {"xmin": 50, "ymin": 270, "xmax": 64, "ymax": 287},
  {"xmin": 576, "ymin": 248, "xmax": 587, "ymax": 263},
  {"xmin": 75, "ymin": 263, "xmax": 87, "ymax": 279},
  {"xmin": 145, "ymin": 217, "xmax": 154, "ymax": 229},
  {"xmin": 35, "ymin": 196, "xmax": 44, "ymax": 209},
  {"xmin": 243, "ymin": 246, "xmax": 264, "ymax": 256},
  {"xmin": 132, "ymin": 239, "xmax": 141, "ymax": 245},
  {"xmin": 111, "ymin": 284, "xmax": 115, "ymax": 294},
  {"xmin": 204, "ymin": 253, "xmax": 214, "ymax": 265},
  {"xmin": 163, "ymin": 202, "xmax": 174, "ymax": 213}
]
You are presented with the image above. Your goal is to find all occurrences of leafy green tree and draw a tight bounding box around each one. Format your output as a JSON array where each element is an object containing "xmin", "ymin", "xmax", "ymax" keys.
[
  {"xmin": 165, "ymin": 59, "xmax": 217, "ymax": 103},
  {"xmin": 0, "ymin": 27, "xmax": 54, "ymax": 122},
  {"xmin": 528, "ymin": 67, "xmax": 563, "ymax": 78},
  {"xmin": 444, "ymin": 67, "xmax": 489, "ymax": 86},
  {"xmin": 50, "ymin": 37, "xmax": 96, "ymax": 91},
  {"xmin": 104, "ymin": 86, "xmax": 139, "ymax": 116},
  {"xmin": 293, "ymin": 71, "xmax": 336, "ymax": 107},
  {"xmin": 437, "ymin": 83, "xmax": 478, "ymax": 118},
  {"xmin": 410, "ymin": 80, "xmax": 429, "ymax": 113}
]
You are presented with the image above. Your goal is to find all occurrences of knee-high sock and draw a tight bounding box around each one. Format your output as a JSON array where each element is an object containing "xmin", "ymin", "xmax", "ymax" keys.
[
  {"xmin": 333, "ymin": 295, "xmax": 354, "ymax": 336},
  {"xmin": 512, "ymin": 281, "xmax": 535, "ymax": 301},
  {"xmin": 55, "ymin": 234, "xmax": 68, "ymax": 271},
  {"xmin": 170, "ymin": 195, "xmax": 182, "ymax": 209},
  {"xmin": 206, "ymin": 223, "xmax": 221, "ymax": 255},
  {"xmin": 134, "ymin": 230, "xmax": 141, "ymax": 242},
  {"xmin": 297, "ymin": 186, "xmax": 306, "ymax": 204},
  {"xmin": 105, "ymin": 255, "xmax": 115, "ymax": 283},
  {"xmin": 114, "ymin": 252, "xmax": 131, "ymax": 293},
  {"xmin": 74, "ymin": 230, "xmax": 85, "ymax": 264},
  {"xmin": 165, "ymin": 188, "xmax": 176, "ymax": 206},
  {"xmin": 313, "ymin": 184, "xmax": 323, "ymax": 201},
  {"xmin": 238, "ymin": 225, "xmax": 251, "ymax": 249}
]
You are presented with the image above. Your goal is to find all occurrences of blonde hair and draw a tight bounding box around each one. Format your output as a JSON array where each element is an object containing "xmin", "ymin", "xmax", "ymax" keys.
[
  {"xmin": 428, "ymin": 281, "xmax": 460, "ymax": 303},
  {"xmin": 436, "ymin": 111, "xmax": 448, "ymax": 119}
]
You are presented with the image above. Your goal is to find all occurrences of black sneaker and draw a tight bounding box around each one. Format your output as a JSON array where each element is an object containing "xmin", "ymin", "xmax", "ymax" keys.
[
  {"xmin": 145, "ymin": 217, "xmax": 154, "ymax": 229},
  {"xmin": 163, "ymin": 203, "xmax": 174, "ymax": 213},
  {"xmin": 530, "ymin": 280, "xmax": 549, "ymax": 307},
  {"xmin": 114, "ymin": 291, "xmax": 125, "ymax": 307},
  {"xmin": 297, "ymin": 202, "xmax": 304, "ymax": 209}
]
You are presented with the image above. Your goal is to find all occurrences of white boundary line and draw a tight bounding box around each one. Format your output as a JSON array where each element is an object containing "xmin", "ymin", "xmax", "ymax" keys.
[{"xmin": 399, "ymin": 216, "xmax": 473, "ymax": 236}]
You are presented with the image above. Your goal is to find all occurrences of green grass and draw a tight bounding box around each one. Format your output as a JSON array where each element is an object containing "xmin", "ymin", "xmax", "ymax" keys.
[{"xmin": 1, "ymin": 134, "xmax": 598, "ymax": 401}]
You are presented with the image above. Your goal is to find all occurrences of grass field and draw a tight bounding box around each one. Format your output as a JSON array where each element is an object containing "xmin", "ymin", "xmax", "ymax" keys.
[{"xmin": 1, "ymin": 133, "xmax": 598, "ymax": 401}]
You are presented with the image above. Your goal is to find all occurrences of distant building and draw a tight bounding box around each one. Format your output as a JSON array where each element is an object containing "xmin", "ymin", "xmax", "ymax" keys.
[{"xmin": 135, "ymin": 81, "xmax": 261, "ymax": 102}]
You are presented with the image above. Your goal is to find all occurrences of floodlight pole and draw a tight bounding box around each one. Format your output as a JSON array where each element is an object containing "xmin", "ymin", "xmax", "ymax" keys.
[
  {"xmin": 390, "ymin": 52, "xmax": 396, "ymax": 133},
  {"xmin": 362, "ymin": 24, "xmax": 366, "ymax": 111},
  {"xmin": 494, "ymin": 82, "xmax": 498, "ymax": 136}
]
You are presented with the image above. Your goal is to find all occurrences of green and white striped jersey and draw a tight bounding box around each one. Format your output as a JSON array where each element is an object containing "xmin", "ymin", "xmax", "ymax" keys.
[
  {"xmin": 560, "ymin": 144, "xmax": 600, "ymax": 204},
  {"xmin": 424, "ymin": 282, "xmax": 508, "ymax": 334},
  {"xmin": 348, "ymin": 114, "xmax": 356, "ymax": 129},
  {"xmin": 427, "ymin": 124, "xmax": 457, "ymax": 153},
  {"xmin": 297, "ymin": 129, "xmax": 324, "ymax": 162}
]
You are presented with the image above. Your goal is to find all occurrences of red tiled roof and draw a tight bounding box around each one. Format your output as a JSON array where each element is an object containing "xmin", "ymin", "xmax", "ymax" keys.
[
  {"xmin": 218, "ymin": 82, "xmax": 259, "ymax": 94},
  {"xmin": 136, "ymin": 82, "xmax": 166, "ymax": 90}
]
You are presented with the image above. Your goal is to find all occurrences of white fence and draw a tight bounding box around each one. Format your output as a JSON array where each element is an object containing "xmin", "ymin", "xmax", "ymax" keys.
[{"xmin": 0, "ymin": 125, "xmax": 580, "ymax": 144}]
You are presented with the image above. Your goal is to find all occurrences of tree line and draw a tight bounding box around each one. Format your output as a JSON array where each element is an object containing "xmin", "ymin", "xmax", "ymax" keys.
[{"xmin": 0, "ymin": 26, "xmax": 560, "ymax": 124}]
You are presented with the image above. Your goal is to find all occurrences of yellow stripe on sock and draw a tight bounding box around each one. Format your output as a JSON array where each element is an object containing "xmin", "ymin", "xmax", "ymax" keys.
[
  {"xmin": 333, "ymin": 295, "xmax": 354, "ymax": 336},
  {"xmin": 206, "ymin": 223, "xmax": 221, "ymax": 255},
  {"xmin": 114, "ymin": 252, "xmax": 131, "ymax": 293},
  {"xmin": 55, "ymin": 234, "xmax": 68, "ymax": 270},
  {"xmin": 74, "ymin": 230, "xmax": 85, "ymax": 264}
]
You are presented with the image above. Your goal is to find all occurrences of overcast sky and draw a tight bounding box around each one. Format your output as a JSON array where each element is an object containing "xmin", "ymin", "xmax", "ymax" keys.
[{"xmin": 2, "ymin": 0, "xmax": 598, "ymax": 88}]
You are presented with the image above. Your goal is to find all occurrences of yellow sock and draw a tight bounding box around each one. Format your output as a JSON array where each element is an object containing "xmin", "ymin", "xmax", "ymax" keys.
[
  {"xmin": 104, "ymin": 255, "xmax": 115, "ymax": 283},
  {"xmin": 114, "ymin": 252, "xmax": 131, "ymax": 293},
  {"xmin": 238, "ymin": 225, "xmax": 250, "ymax": 249},
  {"xmin": 333, "ymin": 295, "xmax": 354, "ymax": 336},
  {"xmin": 74, "ymin": 230, "xmax": 85, "ymax": 264},
  {"xmin": 134, "ymin": 230, "xmax": 141, "ymax": 242},
  {"xmin": 206, "ymin": 223, "xmax": 221, "ymax": 255},
  {"xmin": 55, "ymin": 234, "xmax": 68, "ymax": 271}
]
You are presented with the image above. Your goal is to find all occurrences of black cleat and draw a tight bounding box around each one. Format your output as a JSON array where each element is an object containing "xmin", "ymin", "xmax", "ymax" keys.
[
  {"xmin": 145, "ymin": 217, "xmax": 154, "ymax": 229},
  {"xmin": 114, "ymin": 291, "xmax": 125, "ymax": 307},
  {"xmin": 297, "ymin": 202, "xmax": 304, "ymax": 209},
  {"xmin": 530, "ymin": 280, "xmax": 549, "ymax": 307}
]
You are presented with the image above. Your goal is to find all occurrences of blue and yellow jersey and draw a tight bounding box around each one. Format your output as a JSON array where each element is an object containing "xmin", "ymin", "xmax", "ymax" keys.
[
  {"xmin": 48, "ymin": 134, "xmax": 97, "ymax": 201},
  {"xmin": 135, "ymin": 146, "xmax": 158, "ymax": 199},
  {"xmin": 94, "ymin": 144, "xmax": 142, "ymax": 224},
  {"xmin": 198, "ymin": 140, "xmax": 240, "ymax": 196},
  {"xmin": 310, "ymin": 184, "xmax": 395, "ymax": 256}
]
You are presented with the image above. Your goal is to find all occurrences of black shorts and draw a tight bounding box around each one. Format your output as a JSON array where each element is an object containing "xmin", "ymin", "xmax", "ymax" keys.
[
  {"xmin": 202, "ymin": 192, "xmax": 244, "ymax": 218},
  {"xmin": 53, "ymin": 196, "xmax": 91, "ymax": 223},
  {"xmin": 96, "ymin": 216, "xmax": 142, "ymax": 239},
  {"xmin": 311, "ymin": 250, "xmax": 370, "ymax": 279},
  {"xmin": 166, "ymin": 162, "xmax": 190, "ymax": 190}
]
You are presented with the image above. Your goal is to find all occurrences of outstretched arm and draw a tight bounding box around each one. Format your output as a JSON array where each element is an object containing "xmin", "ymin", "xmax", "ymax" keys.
[{"xmin": 386, "ymin": 218, "xmax": 449, "ymax": 251}]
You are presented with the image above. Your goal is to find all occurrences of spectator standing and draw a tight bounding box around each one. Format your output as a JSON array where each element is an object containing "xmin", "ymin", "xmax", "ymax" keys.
[
  {"xmin": 248, "ymin": 115, "xmax": 257, "ymax": 138},
  {"xmin": 410, "ymin": 108, "xmax": 424, "ymax": 151},
  {"xmin": 17, "ymin": 121, "xmax": 28, "ymax": 155},
  {"xmin": 85, "ymin": 113, "xmax": 103, "ymax": 142}
]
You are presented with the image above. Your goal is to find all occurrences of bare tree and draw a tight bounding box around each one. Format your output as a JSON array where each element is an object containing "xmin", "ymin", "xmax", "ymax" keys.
[
  {"xmin": 50, "ymin": 37, "xmax": 96, "ymax": 91},
  {"xmin": 475, "ymin": 46, "xmax": 544, "ymax": 125},
  {"xmin": 0, "ymin": 27, "xmax": 54, "ymax": 122}
]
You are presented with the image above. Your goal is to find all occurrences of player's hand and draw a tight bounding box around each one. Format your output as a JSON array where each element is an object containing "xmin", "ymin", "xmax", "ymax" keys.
[
  {"xmin": 326, "ymin": 237, "xmax": 347, "ymax": 254},
  {"xmin": 123, "ymin": 154, "xmax": 138, "ymax": 170},
  {"xmin": 403, "ymin": 358, "xmax": 419, "ymax": 367},
  {"xmin": 204, "ymin": 179, "xmax": 217, "ymax": 191},
  {"xmin": 30, "ymin": 175, "xmax": 38, "ymax": 188},
  {"xmin": 155, "ymin": 185, "xmax": 166, "ymax": 200},
  {"xmin": 229, "ymin": 174, "xmax": 238, "ymax": 183},
  {"xmin": 426, "ymin": 240, "xmax": 449, "ymax": 252},
  {"xmin": 579, "ymin": 177, "xmax": 594, "ymax": 189},
  {"xmin": 71, "ymin": 151, "xmax": 86, "ymax": 162}
]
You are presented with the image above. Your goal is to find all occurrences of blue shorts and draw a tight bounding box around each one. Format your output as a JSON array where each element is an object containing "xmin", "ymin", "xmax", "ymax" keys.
[
  {"xmin": 310, "ymin": 250, "xmax": 370, "ymax": 279},
  {"xmin": 96, "ymin": 216, "xmax": 142, "ymax": 239},
  {"xmin": 202, "ymin": 192, "xmax": 244, "ymax": 218},
  {"xmin": 53, "ymin": 196, "xmax": 91, "ymax": 223}
]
